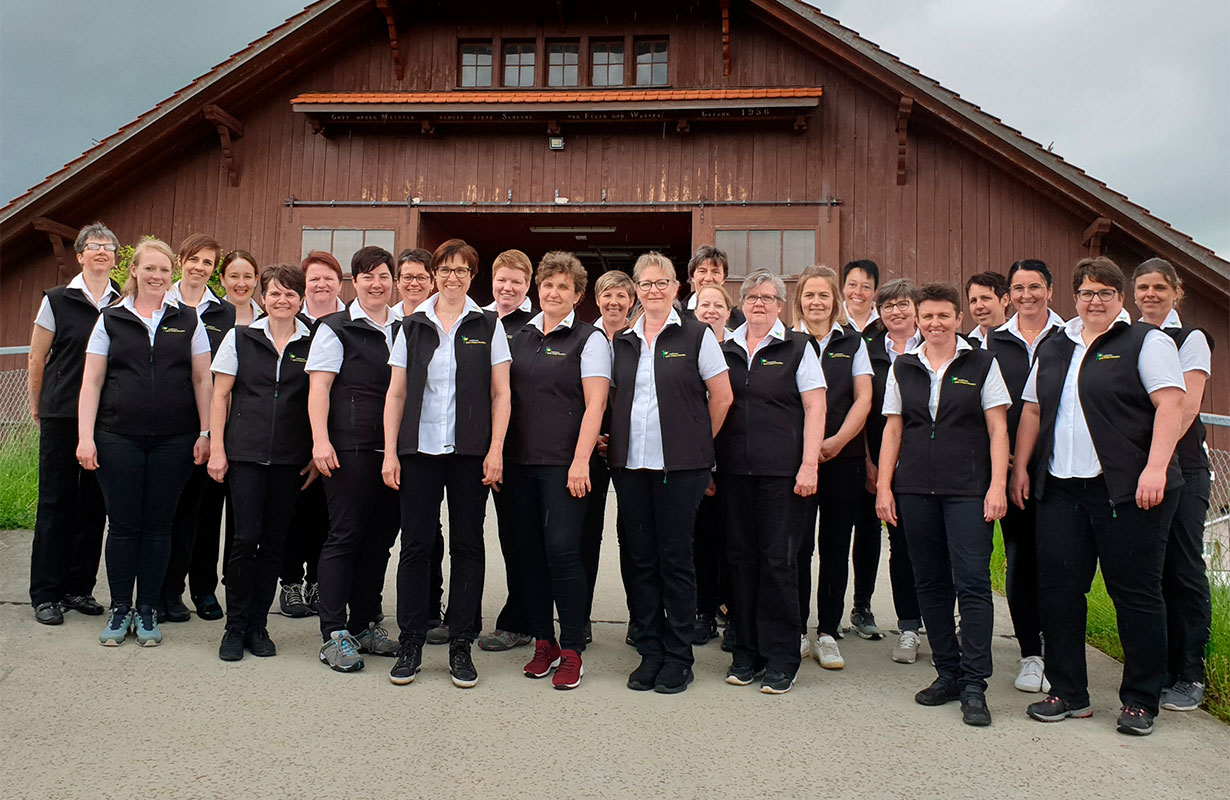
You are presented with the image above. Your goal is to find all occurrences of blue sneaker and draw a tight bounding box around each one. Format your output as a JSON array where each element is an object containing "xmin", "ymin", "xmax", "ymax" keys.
[
  {"xmin": 100, "ymin": 606, "xmax": 134, "ymax": 646},
  {"xmin": 134, "ymin": 606, "xmax": 162, "ymax": 647}
]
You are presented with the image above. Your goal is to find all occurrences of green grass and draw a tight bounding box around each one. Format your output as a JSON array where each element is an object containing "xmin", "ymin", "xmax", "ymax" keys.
[
  {"xmin": 991, "ymin": 524, "xmax": 1230, "ymax": 723},
  {"xmin": 0, "ymin": 425, "xmax": 39, "ymax": 530}
]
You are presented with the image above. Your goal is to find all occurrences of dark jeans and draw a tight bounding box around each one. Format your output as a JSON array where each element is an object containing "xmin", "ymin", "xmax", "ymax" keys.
[
  {"xmin": 1163, "ymin": 468, "xmax": 1211, "ymax": 685},
  {"xmin": 317, "ymin": 450, "xmax": 400, "ymax": 641},
  {"xmin": 281, "ymin": 478, "xmax": 328, "ymax": 586},
  {"xmin": 612, "ymin": 467, "xmax": 710, "ymax": 667},
  {"xmin": 694, "ymin": 490, "xmax": 729, "ymax": 617},
  {"xmin": 889, "ymin": 518, "xmax": 921, "ymax": 631},
  {"xmin": 506, "ymin": 464, "xmax": 590, "ymax": 650},
  {"xmin": 164, "ymin": 466, "xmax": 227, "ymax": 600},
  {"xmin": 397, "ymin": 453, "xmax": 489, "ymax": 644},
  {"xmin": 722, "ymin": 474, "xmax": 804, "ymax": 674},
  {"xmin": 29, "ymin": 418, "xmax": 106, "ymax": 605},
  {"xmin": 1001, "ymin": 496, "xmax": 1043, "ymax": 657},
  {"xmin": 94, "ymin": 431, "xmax": 196, "ymax": 609},
  {"xmin": 493, "ymin": 487, "xmax": 530, "ymax": 636},
  {"xmin": 851, "ymin": 488, "xmax": 882, "ymax": 611},
  {"xmin": 1036, "ymin": 476, "xmax": 1175, "ymax": 715},
  {"xmin": 899, "ymin": 494, "xmax": 994, "ymax": 691},
  {"xmin": 583, "ymin": 454, "xmax": 633, "ymax": 618},
  {"xmin": 224, "ymin": 462, "xmax": 300, "ymax": 632},
  {"xmin": 799, "ymin": 459, "xmax": 862, "ymax": 636}
]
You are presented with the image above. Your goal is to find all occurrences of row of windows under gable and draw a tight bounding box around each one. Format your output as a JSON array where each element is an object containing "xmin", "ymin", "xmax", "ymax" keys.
[{"xmin": 459, "ymin": 38, "xmax": 668, "ymax": 89}]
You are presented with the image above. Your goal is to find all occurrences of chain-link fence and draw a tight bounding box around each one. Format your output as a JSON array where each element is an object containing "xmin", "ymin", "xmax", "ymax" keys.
[{"xmin": 0, "ymin": 365, "xmax": 39, "ymax": 530}]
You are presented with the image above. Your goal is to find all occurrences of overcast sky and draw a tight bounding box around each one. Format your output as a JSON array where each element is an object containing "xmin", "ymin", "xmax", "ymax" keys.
[{"xmin": 2, "ymin": 0, "xmax": 1226, "ymax": 255}]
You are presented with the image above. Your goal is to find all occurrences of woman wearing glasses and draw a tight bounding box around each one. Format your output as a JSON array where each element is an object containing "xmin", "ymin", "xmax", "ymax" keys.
[
  {"xmin": 384, "ymin": 239, "xmax": 511, "ymax": 688},
  {"xmin": 609, "ymin": 252, "xmax": 732, "ymax": 694},
  {"xmin": 1012, "ymin": 257, "xmax": 1185, "ymax": 736}
]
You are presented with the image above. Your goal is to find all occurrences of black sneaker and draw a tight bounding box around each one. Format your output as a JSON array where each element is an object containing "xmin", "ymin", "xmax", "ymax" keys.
[
  {"xmin": 245, "ymin": 627, "xmax": 276, "ymax": 657},
  {"xmin": 961, "ymin": 690, "xmax": 992, "ymax": 726},
  {"xmin": 721, "ymin": 619, "xmax": 737, "ymax": 653},
  {"xmin": 725, "ymin": 656, "xmax": 765, "ymax": 686},
  {"xmin": 627, "ymin": 657, "xmax": 663, "ymax": 691},
  {"xmin": 61, "ymin": 594, "xmax": 104, "ymax": 616},
  {"xmin": 690, "ymin": 613, "xmax": 718, "ymax": 645},
  {"xmin": 192, "ymin": 593, "xmax": 224, "ymax": 621},
  {"xmin": 915, "ymin": 678, "xmax": 961, "ymax": 706},
  {"xmin": 162, "ymin": 594, "xmax": 192, "ymax": 623},
  {"xmin": 625, "ymin": 621, "xmax": 642, "ymax": 647},
  {"xmin": 1116, "ymin": 705, "xmax": 1155, "ymax": 736},
  {"xmin": 654, "ymin": 663, "xmax": 694, "ymax": 694},
  {"xmin": 1026, "ymin": 694, "xmax": 1093, "ymax": 722},
  {"xmin": 449, "ymin": 640, "xmax": 478, "ymax": 688},
  {"xmin": 390, "ymin": 641, "xmax": 424, "ymax": 685},
  {"xmin": 219, "ymin": 629, "xmax": 245, "ymax": 662},
  {"xmin": 34, "ymin": 601, "xmax": 64, "ymax": 625},
  {"xmin": 850, "ymin": 607, "xmax": 884, "ymax": 640},
  {"xmin": 760, "ymin": 669, "xmax": 797, "ymax": 695}
]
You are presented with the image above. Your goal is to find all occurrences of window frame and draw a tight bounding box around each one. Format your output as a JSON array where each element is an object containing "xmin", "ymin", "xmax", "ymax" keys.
[
  {"xmin": 633, "ymin": 37, "xmax": 669, "ymax": 87},
  {"xmin": 502, "ymin": 40, "xmax": 537, "ymax": 88},
  {"xmin": 546, "ymin": 39, "xmax": 581, "ymax": 88},
  {"xmin": 590, "ymin": 38, "xmax": 626, "ymax": 87},
  {"xmin": 458, "ymin": 40, "xmax": 494, "ymax": 88}
]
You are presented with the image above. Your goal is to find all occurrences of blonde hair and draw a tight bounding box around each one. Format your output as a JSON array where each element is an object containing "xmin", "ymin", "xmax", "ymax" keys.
[
  {"xmin": 594, "ymin": 269, "xmax": 634, "ymax": 298},
  {"xmin": 492, "ymin": 249, "xmax": 533, "ymax": 282},
  {"xmin": 632, "ymin": 251, "xmax": 676, "ymax": 282},
  {"xmin": 695, "ymin": 283, "xmax": 734, "ymax": 313},
  {"xmin": 793, "ymin": 265, "xmax": 847, "ymax": 335},
  {"xmin": 121, "ymin": 239, "xmax": 176, "ymax": 299}
]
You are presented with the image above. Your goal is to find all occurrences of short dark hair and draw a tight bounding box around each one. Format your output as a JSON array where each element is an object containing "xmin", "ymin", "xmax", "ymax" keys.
[
  {"xmin": 916, "ymin": 282, "xmax": 962, "ymax": 313},
  {"xmin": 1008, "ymin": 258, "xmax": 1053, "ymax": 287},
  {"xmin": 965, "ymin": 271, "xmax": 1008, "ymax": 298},
  {"xmin": 177, "ymin": 233, "xmax": 221, "ymax": 268},
  {"xmin": 1072, "ymin": 256, "xmax": 1124, "ymax": 294},
  {"xmin": 842, "ymin": 259, "xmax": 880, "ymax": 288},
  {"xmin": 301, "ymin": 250, "xmax": 343, "ymax": 280},
  {"xmin": 536, "ymin": 251, "xmax": 588, "ymax": 297},
  {"xmin": 74, "ymin": 222, "xmax": 118, "ymax": 253},
  {"xmin": 351, "ymin": 245, "xmax": 394, "ymax": 277},
  {"xmin": 688, "ymin": 245, "xmax": 729, "ymax": 281},
  {"xmin": 259, "ymin": 263, "xmax": 306, "ymax": 297},
  {"xmin": 397, "ymin": 248, "xmax": 433, "ymax": 275},
  {"xmin": 431, "ymin": 238, "xmax": 478, "ymax": 272}
]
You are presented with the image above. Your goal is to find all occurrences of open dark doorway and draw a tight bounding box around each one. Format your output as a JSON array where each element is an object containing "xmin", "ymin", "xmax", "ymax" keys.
[{"xmin": 419, "ymin": 211, "xmax": 692, "ymax": 320}]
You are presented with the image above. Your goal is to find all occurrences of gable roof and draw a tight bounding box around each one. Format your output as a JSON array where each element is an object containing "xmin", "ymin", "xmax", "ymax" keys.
[{"xmin": 3, "ymin": 0, "xmax": 1226, "ymax": 295}]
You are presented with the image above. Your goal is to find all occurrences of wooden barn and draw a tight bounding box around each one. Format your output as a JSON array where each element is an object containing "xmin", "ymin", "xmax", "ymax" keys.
[{"xmin": 2, "ymin": 0, "xmax": 1226, "ymax": 428}]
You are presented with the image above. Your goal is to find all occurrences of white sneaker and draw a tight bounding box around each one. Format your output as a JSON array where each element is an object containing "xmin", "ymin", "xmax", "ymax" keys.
[
  {"xmin": 1014, "ymin": 655, "xmax": 1051, "ymax": 693},
  {"xmin": 813, "ymin": 634, "xmax": 844, "ymax": 669},
  {"xmin": 892, "ymin": 630, "xmax": 921, "ymax": 664},
  {"xmin": 799, "ymin": 634, "xmax": 810, "ymax": 659}
]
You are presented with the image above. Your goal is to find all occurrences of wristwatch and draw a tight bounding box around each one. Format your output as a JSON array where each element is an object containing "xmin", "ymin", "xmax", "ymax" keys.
[{"xmin": 199, "ymin": 430, "xmax": 210, "ymax": 439}]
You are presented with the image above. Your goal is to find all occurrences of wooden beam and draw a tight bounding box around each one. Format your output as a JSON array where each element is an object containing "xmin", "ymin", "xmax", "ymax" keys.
[
  {"xmin": 47, "ymin": 232, "xmax": 69, "ymax": 276},
  {"xmin": 203, "ymin": 104, "xmax": 243, "ymax": 187},
  {"xmin": 203, "ymin": 104, "xmax": 244, "ymax": 137},
  {"xmin": 32, "ymin": 216, "xmax": 80, "ymax": 242},
  {"xmin": 720, "ymin": 0, "xmax": 732, "ymax": 77},
  {"xmin": 1083, "ymin": 216, "xmax": 1113, "ymax": 255},
  {"xmin": 374, "ymin": 0, "xmax": 405, "ymax": 81},
  {"xmin": 896, "ymin": 96, "xmax": 914, "ymax": 186}
]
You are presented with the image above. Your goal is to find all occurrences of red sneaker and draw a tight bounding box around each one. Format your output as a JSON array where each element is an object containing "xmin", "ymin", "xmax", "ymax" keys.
[
  {"xmin": 523, "ymin": 639, "xmax": 561, "ymax": 678},
  {"xmin": 553, "ymin": 649, "xmax": 584, "ymax": 690}
]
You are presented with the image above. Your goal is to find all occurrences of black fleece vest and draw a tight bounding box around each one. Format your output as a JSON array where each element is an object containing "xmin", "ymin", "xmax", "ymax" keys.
[
  {"xmin": 225, "ymin": 326, "xmax": 314, "ymax": 465},
  {"xmin": 319, "ymin": 312, "xmax": 392, "ymax": 452},
  {"xmin": 1163, "ymin": 326, "xmax": 1213, "ymax": 473},
  {"xmin": 716, "ymin": 331, "xmax": 810, "ymax": 477},
  {"xmin": 891, "ymin": 347, "xmax": 996, "ymax": 497},
  {"xmin": 986, "ymin": 323, "xmax": 1062, "ymax": 446},
  {"xmin": 507, "ymin": 319, "xmax": 600, "ymax": 466},
  {"xmin": 609, "ymin": 318, "xmax": 714, "ymax": 472},
  {"xmin": 815, "ymin": 327, "xmax": 867, "ymax": 461},
  {"xmin": 38, "ymin": 283, "xmax": 117, "ymax": 419},
  {"xmin": 396, "ymin": 309, "xmax": 499, "ymax": 457},
  {"xmin": 97, "ymin": 303, "xmax": 199, "ymax": 437},
  {"xmin": 1030, "ymin": 321, "xmax": 1183, "ymax": 504},
  {"xmin": 863, "ymin": 323, "xmax": 893, "ymax": 462}
]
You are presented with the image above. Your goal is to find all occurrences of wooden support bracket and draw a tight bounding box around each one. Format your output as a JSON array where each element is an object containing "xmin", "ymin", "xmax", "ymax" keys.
[
  {"xmin": 547, "ymin": 119, "xmax": 561, "ymax": 136},
  {"xmin": 895, "ymin": 96, "xmax": 914, "ymax": 186},
  {"xmin": 420, "ymin": 119, "xmax": 436, "ymax": 136},
  {"xmin": 1082, "ymin": 216, "xmax": 1113, "ymax": 256},
  {"xmin": 720, "ymin": 0, "xmax": 732, "ymax": 77},
  {"xmin": 676, "ymin": 118, "xmax": 691, "ymax": 134},
  {"xmin": 32, "ymin": 216, "xmax": 81, "ymax": 242},
  {"xmin": 793, "ymin": 114, "xmax": 808, "ymax": 134},
  {"xmin": 203, "ymin": 104, "xmax": 244, "ymax": 187},
  {"xmin": 374, "ymin": 0, "xmax": 405, "ymax": 81}
]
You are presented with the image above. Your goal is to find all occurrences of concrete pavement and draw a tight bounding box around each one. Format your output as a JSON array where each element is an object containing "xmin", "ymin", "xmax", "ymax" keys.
[{"xmin": 2, "ymin": 496, "xmax": 1227, "ymax": 799}]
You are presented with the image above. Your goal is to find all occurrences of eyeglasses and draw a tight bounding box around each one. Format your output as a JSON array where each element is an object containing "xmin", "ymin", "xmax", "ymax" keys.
[
  {"xmin": 1076, "ymin": 288, "xmax": 1119, "ymax": 303},
  {"xmin": 1010, "ymin": 283, "xmax": 1047, "ymax": 294},
  {"xmin": 636, "ymin": 279, "xmax": 675, "ymax": 292},
  {"xmin": 83, "ymin": 243, "xmax": 118, "ymax": 252},
  {"xmin": 879, "ymin": 300, "xmax": 913, "ymax": 312},
  {"xmin": 401, "ymin": 274, "xmax": 432, "ymax": 285},
  {"xmin": 434, "ymin": 267, "xmax": 472, "ymax": 278},
  {"xmin": 744, "ymin": 294, "xmax": 781, "ymax": 306}
]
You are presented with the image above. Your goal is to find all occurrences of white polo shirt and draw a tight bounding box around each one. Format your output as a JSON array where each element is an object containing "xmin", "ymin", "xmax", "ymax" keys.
[
  {"xmin": 305, "ymin": 300, "xmax": 402, "ymax": 374},
  {"xmin": 728, "ymin": 319, "xmax": 826, "ymax": 391},
  {"xmin": 882, "ymin": 337, "xmax": 1011, "ymax": 420},
  {"xmin": 990, "ymin": 308, "xmax": 1066, "ymax": 357},
  {"xmin": 86, "ymin": 294, "xmax": 211, "ymax": 355},
  {"xmin": 517, "ymin": 311, "xmax": 612, "ymax": 380},
  {"xmin": 211, "ymin": 315, "xmax": 312, "ymax": 380},
  {"xmin": 34, "ymin": 273, "xmax": 119, "ymax": 332},
  {"xmin": 843, "ymin": 302, "xmax": 880, "ymax": 332},
  {"xmin": 1155, "ymin": 309, "xmax": 1212, "ymax": 376}
]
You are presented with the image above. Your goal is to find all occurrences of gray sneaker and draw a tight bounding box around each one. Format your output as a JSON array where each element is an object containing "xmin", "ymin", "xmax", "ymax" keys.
[
  {"xmin": 477, "ymin": 629, "xmax": 533, "ymax": 651},
  {"xmin": 319, "ymin": 629, "xmax": 364, "ymax": 673},
  {"xmin": 426, "ymin": 622, "xmax": 450, "ymax": 645},
  {"xmin": 356, "ymin": 622, "xmax": 399, "ymax": 656},
  {"xmin": 892, "ymin": 630, "xmax": 921, "ymax": 664},
  {"xmin": 99, "ymin": 607, "xmax": 135, "ymax": 646},
  {"xmin": 850, "ymin": 608, "xmax": 885, "ymax": 640},
  {"xmin": 1160, "ymin": 680, "xmax": 1204, "ymax": 712}
]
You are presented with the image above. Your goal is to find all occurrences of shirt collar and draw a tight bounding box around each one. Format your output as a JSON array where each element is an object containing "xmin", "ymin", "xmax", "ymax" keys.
[
  {"xmin": 1000, "ymin": 307, "xmax": 1065, "ymax": 335},
  {"xmin": 483, "ymin": 296, "xmax": 532, "ymax": 314},
  {"xmin": 530, "ymin": 310, "xmax": 576, "ymax": 333},
  {"xmin": 1064, "ymin": 308, "xmax": 1131, "ymax": 343},
  {"xmin": 908, "ymin": 336, "xmax": 973, "ymax": 358},
  {"xmin": 795, "ymin": 321, "xmax": 844, "ymax": 350},
  {"xmin": 348, "ymin": 298, "xmax": 400, "ymax": 327},
  {"xmin": 170, "ymin": 280, "xmax": 221, "ymax": 310},
  {"xmin": 844, "ymin": 301, "xmax": 879, "ymax": 331},
  {"xmin": 421, "ymin": 294, "xmax": 483, "ymax": 327},
  {"xmin": 68, "ymin": 272, "xmax": 119, "ymax": 304},
  {"xmin": 1159, "ymin": 308, "xmax": 1182, "ymax": 329},
  {"xmin": 886, "ymin": 328, "xmax": 922, "ymax": 353},
  {"xmin": 120, "ymin": 292, "xmax": 178, "ymax": 316},
  {"xmin": 226, "ymin": 296, "xmax": 262, "ymax": 315},
  {"xmin": 730, "ymin": 318, "xmax": 787, "ymax": 353},
  {"xmin": 250, "ymin": 313, "xmax": 312, "ymax": 341},
  {"xmin": 631, "ymin": 307, "xmax": 683, "ymax": 341}
]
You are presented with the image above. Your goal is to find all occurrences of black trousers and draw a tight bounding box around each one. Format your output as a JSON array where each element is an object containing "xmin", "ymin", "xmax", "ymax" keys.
[
  {"xmin": 94, "ymin": 431, "xmax": 196, "ymax": 609},
  {"xmin": 1163, "ymin": 468, "xmax": 1211, "ymax": 685},
  {"xmin": 612, "ymin": 467, "xmax": 710, "ymax": 667},
  {"xmin": 899, "ymin": 494, "xmax": 994, "ymax": 691},
  {"xmin": 224, "ymin": 462, "xmax": 300, "ymax": 633},
  {"xmin": 1001, "ymin": 496, "xmax": 1043, "ymax": 658},
  {"xmin": 722, "ymin": 474, "xmax": 804, "ymax": 673},
  {"xmin": 29, "ymin": 418, "xmax": 106, "ymax": 606},
  {"xmin": 397, "ymin": 453, "xmax": 489, "ymax": 645},
  {"xmin": 280, "ymin": 478, "xmax": 328, "ymax": 586},
  {"xmin": 851, "ymin": 488, "xmax": 882, "ymax": 611},
  {"xmin": 583, "ymin": 454, "xmax": 633, "ymax": 618},
  {"xmin": 506, "ymin": 464, "xmax": 590, "ymax": 650},
  {"xmin": 888, "ymin": 518, "xmax": 921, "ymax": 631},
  {"xmin": 163, "ymin": 466, "xmax": 227, "ymax": 599},
  {"xmin": 493, "ymin": 487, "xmax": 531, "ymax": 635},
  {"xmin": 317, "ymin": 450, "xmax": 400, "ymax": 641},
  {"xmin": 1036, "ymin": 476, "xmax": 1175, "ymax": 715},
  {"xmin": 694, "ymin": 490, "xmax": 730, "ymax": 617},
  {"xmin": 799, "ymin": 459, "xmax": 863, "ymax": 636}
]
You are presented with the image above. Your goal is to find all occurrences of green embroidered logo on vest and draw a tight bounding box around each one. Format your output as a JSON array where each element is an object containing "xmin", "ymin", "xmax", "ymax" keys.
[
  {"xmin": 288, "ymin": 354, "xmax": 307, "ymax": 363},
  {"xmin": 1094, "ymin": 352, "xmax": 1121, "ymax": 361},
  {"xmin": 544, "ymin": 346, "xmax": 568, "ymax": 357},
  {"xmin": 950, "ymin": 376, "xmax": 978, "ymax": 387},
  {"xmin": 661, "ymin": 350, "xmax": 687, "ymax": 358},
  {"xmin": 759, "ymin": 358, "xmax": 785, "ymax": 366},
  {"xmin": 161, "ymin": 327, "xmax": 186, "ymax": 334},
  {"xmin": 460, "ymin": 336, "xmax": 488, "ymax": 345},
  {"xmin": 826, "ymin": 351, "xmax": 851, "ymax": 359}
]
